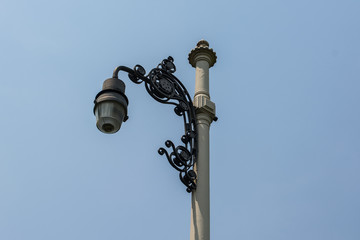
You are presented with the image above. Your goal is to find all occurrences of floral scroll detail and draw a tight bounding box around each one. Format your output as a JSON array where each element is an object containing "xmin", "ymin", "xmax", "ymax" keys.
[{"xmin": 113, "ymin": 57, "xmax": 197, "ymax": 192}]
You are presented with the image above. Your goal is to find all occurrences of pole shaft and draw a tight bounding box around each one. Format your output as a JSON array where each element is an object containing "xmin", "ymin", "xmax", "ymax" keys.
[{"xmin": 188, "ymin": 40, "xmax": 217, "ymax": 240}]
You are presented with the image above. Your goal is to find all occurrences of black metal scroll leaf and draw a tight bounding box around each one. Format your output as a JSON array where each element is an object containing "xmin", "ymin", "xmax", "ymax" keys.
[{"xmin": 113, "ymin": 57, "xmax": 197, "ymax": 192}]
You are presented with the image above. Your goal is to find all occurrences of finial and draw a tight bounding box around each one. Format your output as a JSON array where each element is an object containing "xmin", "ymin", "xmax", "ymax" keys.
[{"xmin": 197, "ymin": 39, "xmax": 209, "ymax": 48}]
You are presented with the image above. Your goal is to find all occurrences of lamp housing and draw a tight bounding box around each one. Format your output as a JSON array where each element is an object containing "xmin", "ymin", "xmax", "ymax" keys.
[{"xmin": 94, "ymin": 77, "xmax": 128, "ymax": 134}]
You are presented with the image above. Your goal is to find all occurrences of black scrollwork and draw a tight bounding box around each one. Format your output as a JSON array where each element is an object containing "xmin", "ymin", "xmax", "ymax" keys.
[{"xmin": 113, "ymin": 57, "xmax": 197, "ymax": 192}]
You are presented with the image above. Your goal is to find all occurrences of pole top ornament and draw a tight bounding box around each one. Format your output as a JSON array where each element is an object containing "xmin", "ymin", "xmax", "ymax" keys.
[{"xmin": 188, "ymin": 39, "xmax": 217, "ymax": 68}]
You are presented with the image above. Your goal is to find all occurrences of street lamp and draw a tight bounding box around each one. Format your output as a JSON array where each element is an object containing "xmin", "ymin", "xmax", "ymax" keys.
[
  {"xmin": 93, "ymin": 40, "xmax": 216, "ymax": 240},
  {"xmin": 94, "ymin": 56, "xmax": 198, "ymax": 192}
]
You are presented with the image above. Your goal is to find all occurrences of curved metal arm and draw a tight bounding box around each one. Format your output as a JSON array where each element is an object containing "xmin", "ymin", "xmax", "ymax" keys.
[
  {"xmin": 113, "ymin": 57, "xmax": 197, "ymax": 193},
  {"xmin": 112, "ymin": 66, "xmax": 134, "ymax": 79}
]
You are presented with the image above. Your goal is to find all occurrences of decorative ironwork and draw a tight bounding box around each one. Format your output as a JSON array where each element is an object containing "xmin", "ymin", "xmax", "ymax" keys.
[{"xmin": 112, "ymin": 57, "xmax": 197, "ymax": 192}]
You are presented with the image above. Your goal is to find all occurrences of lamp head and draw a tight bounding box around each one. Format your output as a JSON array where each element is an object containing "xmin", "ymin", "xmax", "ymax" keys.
[{"xmin": 94, "ymin": 77, "xmax": 128, "ymax": 134}]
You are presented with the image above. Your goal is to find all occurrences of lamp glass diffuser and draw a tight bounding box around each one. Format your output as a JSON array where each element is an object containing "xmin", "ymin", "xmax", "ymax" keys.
[{"xmin": 95, "ymin": 101, "xmax": 126, "ymax": 134}]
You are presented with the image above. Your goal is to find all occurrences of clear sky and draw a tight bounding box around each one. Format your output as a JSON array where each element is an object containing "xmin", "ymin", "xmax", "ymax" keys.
[{"xmin": 1, "ymin": 0, "xmax": 359, "ymax": 239}]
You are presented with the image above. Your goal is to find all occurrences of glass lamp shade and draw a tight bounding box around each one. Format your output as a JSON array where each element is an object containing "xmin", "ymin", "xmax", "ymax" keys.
[{"xmin": 95, "ymin": 101, "xmax": 126, "ymax": 134}]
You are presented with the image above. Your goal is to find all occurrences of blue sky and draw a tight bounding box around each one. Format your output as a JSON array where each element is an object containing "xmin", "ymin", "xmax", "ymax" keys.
[{"xmin": 1, "ymin": 0, "xmax": 360, "ymax": 239}]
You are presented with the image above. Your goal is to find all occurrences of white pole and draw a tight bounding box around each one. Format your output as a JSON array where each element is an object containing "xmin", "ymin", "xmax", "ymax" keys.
[{"xmin": 188, "ymin": 40, "xmax": 217, "ymax": 240}]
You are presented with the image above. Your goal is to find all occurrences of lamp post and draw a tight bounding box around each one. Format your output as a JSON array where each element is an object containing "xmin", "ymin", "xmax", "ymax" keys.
[{"xmin": 93, "ymin": 40, "xmax": 216, "ymax": 240}]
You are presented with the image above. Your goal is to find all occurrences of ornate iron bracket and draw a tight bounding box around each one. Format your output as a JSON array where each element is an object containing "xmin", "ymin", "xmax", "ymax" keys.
[{"xmin": 113, "ymin": 57, "xmax": 197, "ymax": 192}]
